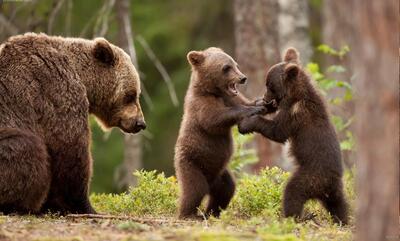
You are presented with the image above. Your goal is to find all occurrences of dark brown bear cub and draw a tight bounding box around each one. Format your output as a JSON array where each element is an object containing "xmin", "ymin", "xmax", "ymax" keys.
[
  {"xmin": 175, "ymin": 47, "xmax": 265, "ymax": 219},
  {"xmin": 238, "ymin": 48, "xmax": 348, "ymax": 225}
]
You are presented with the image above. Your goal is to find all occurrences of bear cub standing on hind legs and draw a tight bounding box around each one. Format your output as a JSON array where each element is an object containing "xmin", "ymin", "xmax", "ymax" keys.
[
  {"xmin": 174, "ymin": 47, "xmax": 266, "ymax": 219},
  {"xmin": 238, "ymin": 48, "xmax": 349, "ymax": 225}
]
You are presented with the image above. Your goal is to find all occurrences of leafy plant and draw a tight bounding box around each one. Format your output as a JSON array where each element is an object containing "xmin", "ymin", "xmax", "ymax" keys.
[
  {"xmin": 229, "ymin": 127, "xmax": 258, "ymax": 177},
  {"xmin": 306, "ymin": 45, "xmax": 355, "ymax": 152},
  {"xmin": 225, "ymin": 167, "xmax": 290, "ymax": 218},
  {"xmin": 127, "ymin": 170, "xmax": 178, "ymax": 215},
  {"xmin": 91, "ymin": 170, "xmax": 178, "ymax": 216}
]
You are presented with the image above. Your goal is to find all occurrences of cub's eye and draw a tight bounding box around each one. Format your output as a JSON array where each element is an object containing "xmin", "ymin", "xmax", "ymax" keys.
[
  {"xmin": 268, "ymin": 86, "xmax": 275, "ymax": 94},
  {"xmin": 222, "ymin": 65, "xmax": 232, "ymax": 73},
  {"xmin": 124, "ymin": 93, "xmax": 136, "ymax": 104}
]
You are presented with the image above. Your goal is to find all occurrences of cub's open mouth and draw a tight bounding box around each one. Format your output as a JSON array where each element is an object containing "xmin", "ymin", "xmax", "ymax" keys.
[
  {"xmin": 228, "ymin": 82, "xmax": 239, "ymax": 96},
  {"xmin": 265, "ymin": 99, "xmax": 279, "ymax": 108}
]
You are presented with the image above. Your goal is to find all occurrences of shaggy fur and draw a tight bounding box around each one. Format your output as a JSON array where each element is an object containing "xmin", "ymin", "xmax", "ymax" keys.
[
  {"xmin": 174, "ymin": 47, "xmax": 266, "ymax": 219},
  {"xmin": 238, "ymin": 48, "xmax": 348, "ymax": 225},
  {"xmin": 0, "ymin": 33, "xmax": 145, "ymax": 214}
]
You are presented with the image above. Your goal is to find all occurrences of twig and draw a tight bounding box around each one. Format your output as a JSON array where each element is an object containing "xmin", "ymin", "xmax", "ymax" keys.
[
  {"xmin": 0, "ymin": 13, "xmax": 18, "ymax": 35},
  {"xmin": 140, "ymin": 82, "xmax": 154, "ymax": 110},
  {"xmin": 136, "ymin": 35, "xmax": 179, "ymax": 107},
  {"xmin": 118, "ymin": 0, "xmax": 137, "ymax": 67},
  {"xmin": 79, "ymin": 11, "xmax": 98, "ymax": 37},
  {"xmin": 66, "ymin": 214, "xmax": 197, "ymax": 225},
  {"xmin": 114, "ymin": 0, "xmax": 153, "ymax": 110},
  {"xmin": 98, "ymin": 0, "xmax": 115, "ymax": 37},
  {"xmin": 93, "ymin": 0, "xmax": 115, "ymax": 38},
  {"xmin": 47, "ymin": 0, "xmax": 66, "ymax": 34},
  {"xmin": 65, "ymin": 0, "xmax": 73, "ymax": 35}
]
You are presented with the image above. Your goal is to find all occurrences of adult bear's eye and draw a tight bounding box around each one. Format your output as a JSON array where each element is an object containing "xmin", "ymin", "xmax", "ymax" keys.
[
  {"xmin": 222, "ymin": 65, "xmax": 231, "ymax": 73},
  {"xmin": 124, "ymin": 93, "xmax": 136, "ymax": 104}
]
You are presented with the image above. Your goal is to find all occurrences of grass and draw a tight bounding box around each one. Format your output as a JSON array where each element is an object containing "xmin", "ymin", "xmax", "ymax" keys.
[{"xmin": 0, "ymin": 167, "xmax": 355, "ymax": 241}]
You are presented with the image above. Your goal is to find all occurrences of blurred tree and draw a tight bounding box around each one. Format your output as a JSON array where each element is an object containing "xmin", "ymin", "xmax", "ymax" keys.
[
  {"xmin": 234, "ymin": 0, "xmax": 311, "ymax": 171},
  {"xmin": 278, "ymin": 0, "xmax": 312, "ymax": 63},
  {"xmin": 278, "ymin": 0, "xmax": 311, "ymax": 170},
  {"xmin": 346, "ymin": 1, "xmax": 399, "ymax": 240},
  {"xmin": 114, "ymin": 0, "xmax": 142, "ymax": 190},
  {"xmin": 322, "ymin": 0, "xmax": 354, "ymax": 167},
  {"xmin": 234, "ymin": 0, "xmax": 281, "ymax": 171}
]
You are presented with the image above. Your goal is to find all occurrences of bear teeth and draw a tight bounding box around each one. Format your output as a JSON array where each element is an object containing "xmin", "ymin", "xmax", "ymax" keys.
[{"xmin": 228, "ymin": 83, "xmax": 238, "ymax": 95}]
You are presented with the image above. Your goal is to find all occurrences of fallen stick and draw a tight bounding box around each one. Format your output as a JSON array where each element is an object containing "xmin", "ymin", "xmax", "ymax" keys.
[{"xmin": 66, "ymin": 214, "xmax": 197, "ymax": 225}]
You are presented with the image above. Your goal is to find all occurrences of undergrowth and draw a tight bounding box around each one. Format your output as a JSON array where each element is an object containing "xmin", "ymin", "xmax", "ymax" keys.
[
  {"xmin": 90, "ymin": 167, "xmax": 355, "ymax": 240},
  {"xmin": 91, "ymin": 167, "xmax": 355, "ymax": 221}
]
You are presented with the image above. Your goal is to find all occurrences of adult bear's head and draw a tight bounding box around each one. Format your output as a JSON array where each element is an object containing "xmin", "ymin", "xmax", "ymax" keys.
[{"xmin": 87, "ymin": 38, "xmax": 146, "ymax": 134}]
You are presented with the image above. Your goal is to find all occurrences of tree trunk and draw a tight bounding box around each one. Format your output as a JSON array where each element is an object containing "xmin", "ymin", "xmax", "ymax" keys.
[
  {"xmin": 234, "ymin": 0, "xmax": 281, "ymax": 171},
  {"xmin": 234, "ymin": 0, "xmax": 311, "ymax": 171},
  {"xmin": 114, "ymin": 0, "xmax": 142, "ymax": 190},
  {"xmin": 348, "ymin": 1, "xmax": 399, "ymax": 240},
  {"xmin": 278, "ymin": 0, "xmax": 312, "ymax": 63},
  {"xmin": 278, "ymin": 0, "xmax": 311, "ymax": 171},
  {"xmin": 322, "ymin": 0, "xmax": 355, "ymax": 167}
]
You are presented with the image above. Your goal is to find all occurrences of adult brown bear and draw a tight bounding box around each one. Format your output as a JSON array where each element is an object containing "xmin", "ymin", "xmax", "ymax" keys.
[{"xmin": 0, "ymin": 33, "xmax": 146, "ymax": 214}]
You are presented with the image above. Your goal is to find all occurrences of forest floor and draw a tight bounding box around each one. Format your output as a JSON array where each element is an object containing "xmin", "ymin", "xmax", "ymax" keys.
[
  {"xmin": 0, "ymin": 168, "xmax": 355, "ymax": 241},
  {"xmin": 0, "ymin": 214, "xmax": 353, "ymax": 241}
]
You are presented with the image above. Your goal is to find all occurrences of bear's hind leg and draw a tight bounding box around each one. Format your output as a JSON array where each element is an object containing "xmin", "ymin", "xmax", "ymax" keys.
[
  {"xmin": 177, "ymin": 164, "xmax": 209, "ymax": 219},
  {"xmin": 283, "ymin": 172, "xmax": 309, "ymax": 220},
  {"xmin": 320, "ymin": 181, "xmax": 348, "ymax": 225},
  {"xmin": 0, "ymin": 128, "xmax": 50, "ymax": 214},
  {"xmin": 205, "ymin": 170, "xmax": 235, "ymax": 217},
  {"xmin": 43, "ymin": 141, "xmax": 95, "ymax": 214}
]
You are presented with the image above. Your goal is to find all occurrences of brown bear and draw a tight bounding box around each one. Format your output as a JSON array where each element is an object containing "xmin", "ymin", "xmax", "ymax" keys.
[
  {"xmin": 0, "ymin": 33, "xmax": 146, "ymax": 214},
  {"xmin": 238, "ymin": 48, "xmax": 348, "ymax": 224},
  {"xmin": 174, "ymin": 47, "xmax": 266, "ymax": 219}
]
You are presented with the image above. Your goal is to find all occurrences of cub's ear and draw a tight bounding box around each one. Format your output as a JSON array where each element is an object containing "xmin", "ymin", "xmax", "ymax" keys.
[
  {"xmin": 93, "ymin": 38, "xmax": 115, "ymax": 66},
  {"xmin": 283, "ymin": 47, "xmax": 299, "ymax": 63},
  {"xmin": 187, "ymin": 51, "xmax": 205, "ymax": 66},
  {"xmin": 284, "ymin": 63, "xmax": 299, "ymax": 80}
]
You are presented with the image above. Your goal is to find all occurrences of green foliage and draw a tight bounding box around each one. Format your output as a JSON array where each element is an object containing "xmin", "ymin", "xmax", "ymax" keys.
[
  {"xmin": 92, "ymin": 166, "xmax": 355, "ymax": 222},
  {"xmin": 91, "ymin": 170, "xmax": 178, "ymax": 216},
  {"xmin": 127, "ymin": 170, "xmax": 178, "ymax": 215},
  {"xmin": 317, "ymin": 45, "xmax": 350, "ymax": 59},
  {"xmin": 306, "ymin": 45, "xmax": 355, "ymax": 152},
  {"xmin": 229, "ymin": 128, "xmax": 258, "ymax": 177},
  {"xmin": 225, "ymin": 167, "xmax": 290, "ymax": 218},
  {"xmin": 90, "ymin": 193, "xmax": 131, "ymax": 215}
]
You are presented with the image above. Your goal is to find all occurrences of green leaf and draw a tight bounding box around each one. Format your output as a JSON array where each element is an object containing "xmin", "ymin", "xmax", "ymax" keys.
[
  {"xmin": 330, "ymin": 97, "xmax": 343, "ymax": 105},
  {"xmin": 317, "ymin": 44, "xmax": 337, "ymax": 55},
  {"xmin": 344, "ymin": 89, "xmax": 353, "ymax": 101},
  {"xmin": 327, "ymin": 65, "xmax": 346, "ymax": 73},
  {"xmin": 336, "ymin": 81, "xmax": 352, "ymax": 90},
  {"xmin": 306, "ymin": 62, "xmax": 320, "ymax": 74}
]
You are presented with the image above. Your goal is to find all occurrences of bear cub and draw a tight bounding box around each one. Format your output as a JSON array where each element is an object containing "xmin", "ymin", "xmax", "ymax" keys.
[
  {"xmin": 238, "ymin": 48, "xmax": 348, "ymax": 224},
  {"xmin": 174, "ymin": 47, "xmax": 266, "ymax": 219}
]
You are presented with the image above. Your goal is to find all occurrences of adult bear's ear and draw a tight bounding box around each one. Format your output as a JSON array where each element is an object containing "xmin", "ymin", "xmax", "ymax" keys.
[
  {"xmin": 283, "ymin": 47, "xmax": 299, "ymax": 63},
  {"xmin": 93, "ymin": 38, "xmax": 115, "ymax": 66},
  {"xmin": 284, "ymin": 63, "xmax": 299, "ymax": 81},
  {"xmin": 187, "ymin": 51, "xmax": 205, "ymax": 66}
]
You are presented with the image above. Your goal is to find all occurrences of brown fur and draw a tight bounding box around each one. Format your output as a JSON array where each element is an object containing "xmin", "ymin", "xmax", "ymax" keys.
[
  {"xmin": 174, "ymin": 47, "xmax": 266, "ymax": 219},
  {"xmin": 238, "ymin": 48, "xmax": 348, "ymax": 225},
  {"xmin": 0, "ymin": 33, "xmax": 145, "ymax": 214}
]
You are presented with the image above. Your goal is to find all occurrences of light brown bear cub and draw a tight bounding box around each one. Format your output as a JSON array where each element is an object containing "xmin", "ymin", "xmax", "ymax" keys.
[{"xmin": 174, "ymin": 47, "xmax": 266, "ymax": 219}]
